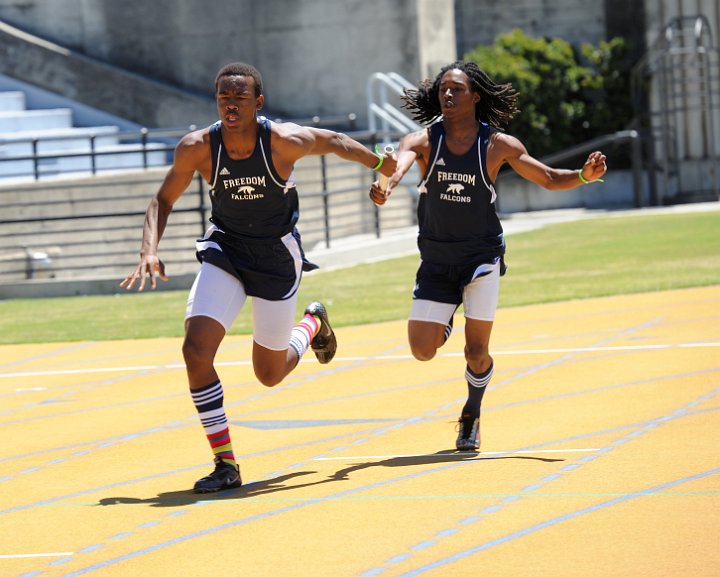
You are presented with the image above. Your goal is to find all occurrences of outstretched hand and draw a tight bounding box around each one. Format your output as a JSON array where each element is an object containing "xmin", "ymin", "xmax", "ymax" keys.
[
  {"xmin": 581, "ymin": 151, "xmax": 607, "ymax": 183},
  {"xmin": 119, "ymin": 255, "xmax": 168, "ymax": 291}
]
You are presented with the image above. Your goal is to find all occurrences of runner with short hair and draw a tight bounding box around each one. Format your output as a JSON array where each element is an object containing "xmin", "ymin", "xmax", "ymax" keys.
[{"xmin": 122, "ymin": 62, "xmax": 396, "ymax": 492}]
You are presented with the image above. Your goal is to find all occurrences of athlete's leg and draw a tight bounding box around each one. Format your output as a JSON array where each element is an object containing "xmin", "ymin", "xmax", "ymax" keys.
[
  {"xmin": 408, "ymin": 300, "xmax": 457, "ymax": 361},
  {"xmin": 183, "ymin": 316, "xmax": 226, "ymax": 389},
  {"xmin": 464, "ymin": 318, "xmax": 494, "ymax": 375},
  {"xmin": 184, "ymin": 263, "xmax": 246, "ymax": 491},
  {"xmin": 455, "ymin": 263, "xmax": 500, "ymax": 450},
  {"xmin": 251, "ymin": 297, "xmax": 336, "ymax": 386},
  {"xmin": 462, "ymin": 317, "xmax": 494, "ymax": 412},
  {"xmin": 250, "ymin": 293, "xmax": 338, "ymax": 386}
]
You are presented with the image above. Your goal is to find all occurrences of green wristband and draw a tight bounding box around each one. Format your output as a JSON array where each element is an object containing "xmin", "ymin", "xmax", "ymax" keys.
[
  {"xmin": 373, "ymin": 144, "xmax": 384, "ymax": 171},
  {"xmin": 578, "ymin": 169, "xmax": 604, "ymax": 184}
]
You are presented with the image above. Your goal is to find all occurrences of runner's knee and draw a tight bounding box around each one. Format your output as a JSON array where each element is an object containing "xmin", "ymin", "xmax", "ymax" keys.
[
  {"xmin": 464, "ymin": 344, "xmax": 492, "ymax": 372},
  {"xmin": 410, "ymin": 344, "xmax": 437, "ymax": 361},
  {"xmin": 409, "ymin": 334, "xmax": 439, "ymax": 361},
  {"xmin": 254, "ymin": 363, "xmax": 285, "ymax": 387},
  {"xmin": 182, "ymin": 334, "xmax": 215, "ymax": 369}
]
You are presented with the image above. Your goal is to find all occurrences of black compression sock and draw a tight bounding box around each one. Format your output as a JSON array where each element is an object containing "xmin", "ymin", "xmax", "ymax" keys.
[{"xmin": 461, "ymin": 362, "xmax": 493, "ymax": 417}]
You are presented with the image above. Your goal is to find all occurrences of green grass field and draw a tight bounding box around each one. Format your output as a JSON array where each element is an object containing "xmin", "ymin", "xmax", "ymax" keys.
[{"xmin": 1, "ymin": 210, "xmax": 718, "ymax": 345}]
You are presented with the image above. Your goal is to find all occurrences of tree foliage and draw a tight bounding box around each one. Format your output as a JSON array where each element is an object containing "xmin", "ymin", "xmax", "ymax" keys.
[{"xmin": 465, "ymin": 29, "xmax": 633, "ymax": 158}]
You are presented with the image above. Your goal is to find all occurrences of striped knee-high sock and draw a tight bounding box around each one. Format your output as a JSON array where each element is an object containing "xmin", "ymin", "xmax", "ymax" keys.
[
  {"xmin": 288, "ymin": 313, "xmax": 320, "ymax": 360},
  {"xmin": 190, "ymin": 380, "xmax": 237, "ymax": 467},
  {"xmin": 461, "ymin": 362, "xmax": 493, "ymax": 418}
]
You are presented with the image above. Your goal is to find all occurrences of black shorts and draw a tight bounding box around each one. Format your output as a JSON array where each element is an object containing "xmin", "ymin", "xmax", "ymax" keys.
[
  {"xmin": 195, "ymin": 226, "xmax": 317, "ymax": 301},
  {"xmin": 412, "ymin": 257, "xmax": 504, "ymax": 305}
]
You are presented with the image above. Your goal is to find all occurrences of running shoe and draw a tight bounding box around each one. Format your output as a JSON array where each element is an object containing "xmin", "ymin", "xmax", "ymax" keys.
[
  {"xmin": 455, "ymin": 413, "xmax": 480, "ymax": 451},
  {"xmin": 193, "ymin": 457, "xmax": 241, "ymax": 493},
  {"xmin": 304, "ymin": 301, "xmax": 337, "ymax": 364}
]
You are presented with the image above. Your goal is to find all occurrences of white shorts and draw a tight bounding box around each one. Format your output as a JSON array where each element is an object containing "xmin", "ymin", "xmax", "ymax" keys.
[
  {"xmin": 185, "ymin": 262, "xmax": 297, "ymax": 350},
  {"xmin": 409, "ymin": 261, "xmax": 500, "ymax": 324}
]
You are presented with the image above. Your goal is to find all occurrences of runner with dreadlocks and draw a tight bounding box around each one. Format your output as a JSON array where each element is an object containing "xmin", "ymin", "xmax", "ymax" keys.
[{"xmin": 369, "ymin": 61, "xmax": 606, "ymax": 451}]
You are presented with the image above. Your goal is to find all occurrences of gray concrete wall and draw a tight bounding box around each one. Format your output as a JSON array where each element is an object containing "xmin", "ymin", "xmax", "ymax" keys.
[
  {"xmin": 0, "ymin": 0, "xmax": 456, "ymax": 128},
  {"xmin": 455, "ymin": 0, "xmax": 648, "ymax": 68},
  {"xmin": 455, "ymin": 0, "xmax": 606, "ymax": 56},
  {"xmin": 497, "ymin": 170, "xmax": 649, "ymax": 214},
  {"xmin": 0, "ymin": 19, "xmax": 218, "ymax": 128},
  {"xmin": 0, "ymin": 0, "xmax": 666, "ymax": 129}
]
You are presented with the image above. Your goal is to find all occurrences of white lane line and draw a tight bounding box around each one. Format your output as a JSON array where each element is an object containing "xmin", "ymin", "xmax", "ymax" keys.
[
  {"xmin": 2, "ymin": 342, "xmax": 718, "ymax": 379},
  {"xmin": 0, "ymin": 552, "xmax": 74, "ymax": 559},
  {"xmin": 312, "ymin": 448, "xmax": 601, "ymax": 461}
]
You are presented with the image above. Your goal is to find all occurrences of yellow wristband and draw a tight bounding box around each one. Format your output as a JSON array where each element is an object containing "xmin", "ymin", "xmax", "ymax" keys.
[{"xmin": 578, "ymin": 169, "xmax": 604, "ymax": 184}]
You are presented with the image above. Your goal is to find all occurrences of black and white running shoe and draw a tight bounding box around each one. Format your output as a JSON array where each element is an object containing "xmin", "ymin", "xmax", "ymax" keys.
[
  {"xmin": 455, "ymin": 413, "xmax": 480, "ymax": 451},
  {"xmin": 304, "ymin": 301, "xmax": 337, "ymax": 364},
  {"xmin": 193, "ymin": 457, "xmax": 241, "ymax": 493}
]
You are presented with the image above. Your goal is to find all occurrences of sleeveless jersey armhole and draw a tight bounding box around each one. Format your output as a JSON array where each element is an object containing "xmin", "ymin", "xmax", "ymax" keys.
[
  {"xmin": 478, "ymin": 123, "xmax": 497, "ymax": 203},
  {"xmin": 208, "ymin": 121, "xmax": 223, "ymax": 191},
  {"xmin": 418, "ymin": 123, "xmax": 444, "ymax": 193},
  {"xmin": 257, "ymin": 117, "xmax": 294, "ymax": 192}
]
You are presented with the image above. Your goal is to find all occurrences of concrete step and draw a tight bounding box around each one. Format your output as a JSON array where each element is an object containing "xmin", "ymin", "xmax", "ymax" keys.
[
  {"xmin": 0, "ymin": 91, "xmax": 25, "ymax": 112},
  {"xmin": 0, "ymin": 125, "xmax": 121, "ymax": 146},
  {"xmin": 0, "ymin": 108, "xmax": 73, "ymax": 132}
]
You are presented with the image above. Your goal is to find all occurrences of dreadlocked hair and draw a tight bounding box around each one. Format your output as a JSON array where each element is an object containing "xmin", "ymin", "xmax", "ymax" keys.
[{"xmin": 401, "ymin": 61, "xmax": 520, "ymax": 129}]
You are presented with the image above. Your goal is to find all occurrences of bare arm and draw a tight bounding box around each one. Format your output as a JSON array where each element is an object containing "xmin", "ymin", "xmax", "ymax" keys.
[
  {"xmin": 489, "ymin": 132, "xmax": 607, "ymax": 190},
  {"xmin": 120, "ymin": 132, "xmax": 205, "ymax": 291},
  {"xmin": 271, "ymin": 123, "xmax": 397, "ymax": 178}
]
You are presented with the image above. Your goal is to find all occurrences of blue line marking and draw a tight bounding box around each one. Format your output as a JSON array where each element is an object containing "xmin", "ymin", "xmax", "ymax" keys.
[
  {"xmin": 411, "ymin": 540, "xmax": 437, "ymax": 551},
  {"xmin": 392, "ymin": 468, "xmax": 720, "ymax": 576},
  {"xmin": 9, "ymin": 352, "xmax": 715, "ymax": 577},
  {"xmin": 357, "ymin": 388, "xmax": 720, "ymax": 576},
  {"xmin": 388, "ymin": 554, "xmax": 411, "ymax": 564},
  {"xmin": 578, "ymin": 456, "xmax": 598, "ymax": 463},
  {"xmin": 165, "ymin": 510, "xmax": 187, "ymax": 518}
]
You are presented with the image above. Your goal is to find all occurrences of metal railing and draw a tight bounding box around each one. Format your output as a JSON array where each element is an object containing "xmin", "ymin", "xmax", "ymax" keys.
[
  {"xmin": 0, "ymin": 114, "xmax": 361, "ymax": 181},
  {"xmin": 498, "ymin": 130, "xmax": 647, "ymax": 208},
  {"xmin": 367, "ymin": 72, "xmax": 421, "ymax": 141},
  {"xmin": 631, "ymin": 14, "xmax": 720, "ymax": 202},
  {"xmin": 0, "ymin": 126, "xmax": 415, "ymax": 282},
  {"xmin": 1, "ymin": 117, "xmax": 653, "ymax": 283}
]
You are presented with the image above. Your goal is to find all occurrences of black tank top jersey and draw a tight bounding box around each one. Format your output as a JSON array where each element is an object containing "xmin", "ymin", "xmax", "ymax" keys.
[
  {"xmin": 416, "ymin": 121, "xmax": 505, "ymax": 266},
  {"xmin": 208, "ymin": 116, "xmax": 299, "ymax": 240}
]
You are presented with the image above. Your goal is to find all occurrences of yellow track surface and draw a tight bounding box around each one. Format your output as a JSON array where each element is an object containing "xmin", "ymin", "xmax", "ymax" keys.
[{"xmin": 1, "ymin": 286, "xmax": 718, "ymax": 577}]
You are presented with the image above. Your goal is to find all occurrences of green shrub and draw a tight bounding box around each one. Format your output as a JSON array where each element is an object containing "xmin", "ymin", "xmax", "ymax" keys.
[{"xmin": 465, "ymin": 29, "xmax": 634, "ymax": 159}]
